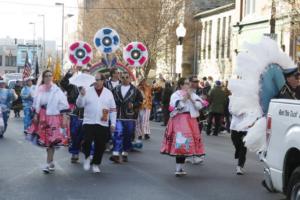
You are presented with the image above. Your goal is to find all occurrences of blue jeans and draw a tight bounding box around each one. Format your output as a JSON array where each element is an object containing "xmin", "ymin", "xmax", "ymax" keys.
[
  {"xmin": 68, "ymin": 115, "xmax": 84, "ymax": 155},
  {"xmin": 153, "ymin": 101, "xmax": 162, "ymax": 122},
  {"xmin": 23, "ymin": 107, "xmax": 33, "ymax": 131},
  {"xmin": 112, "ymin": 120, "xmax": 135, "ymax": 154},
  {"xmin": 0, "ymin": 111, "xmax": 9, "ymax": 136}
]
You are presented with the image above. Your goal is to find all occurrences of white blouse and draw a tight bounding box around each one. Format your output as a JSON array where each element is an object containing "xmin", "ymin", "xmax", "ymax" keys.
[{"xmin": 39, "ymin": 90, "xmax": 51, "ymax": 105}]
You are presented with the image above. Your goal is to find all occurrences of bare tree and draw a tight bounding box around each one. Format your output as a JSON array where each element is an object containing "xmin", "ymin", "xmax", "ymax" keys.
[
  {"xmin": 78, "ymin": 0, "xmax": 190, "ymax": 78},
  {"xmin": 272, "ymin": 0, "xmax": 300, "ymax": 33}
]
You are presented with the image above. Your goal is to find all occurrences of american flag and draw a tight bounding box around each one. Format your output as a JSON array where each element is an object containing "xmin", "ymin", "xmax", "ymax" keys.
[{"xmin": 23, "ymin": 52, "xmax": 31, "ymax": 79}]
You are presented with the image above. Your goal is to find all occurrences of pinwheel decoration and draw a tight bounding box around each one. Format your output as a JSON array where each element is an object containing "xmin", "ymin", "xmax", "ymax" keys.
[
  {"xmin": 68, "ymin": 41, "xmax": 92, "ymax": 66},
  {"xmin": 123, "ymin": 42, "xmax": 148, "ymax": 67},
  {"xmin": 94, "ymin": 27, "xmax": 120, "ymax": 54}
]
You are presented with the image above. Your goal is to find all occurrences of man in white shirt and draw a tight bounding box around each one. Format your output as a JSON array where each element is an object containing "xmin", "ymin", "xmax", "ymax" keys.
[
  {"xmin": 230, "ymin": 114, "xmax": 248, "ymax": 175},
  {"xmin": 76, "ymin": 72, "xmax": 117, "ymax": 173}
]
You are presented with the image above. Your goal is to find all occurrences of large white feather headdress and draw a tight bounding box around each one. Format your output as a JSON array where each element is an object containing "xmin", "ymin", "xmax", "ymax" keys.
[{"xmin": 228, "ymin": 37, "xmax": 296, "ymax": 152}]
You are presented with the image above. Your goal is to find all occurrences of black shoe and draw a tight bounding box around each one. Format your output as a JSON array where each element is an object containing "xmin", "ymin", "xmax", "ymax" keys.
[
  {"xmin": 175, "ymin": 169, "xmax": 187, "ymax": 177},
  {"xmin": 138, "ymin": 136, "xmax": 142, "ymax": 140},
  {"xmin": 206, "ymin": 132, "xmax": 211, "ymax": 136},
  {"xmin": 71, "ymin": 155, "xmax": 79, "ymax": 163},
  {"xmin": 212, "ymin": 133, "xmax": 218, "ymax": 136},
  {"xmin": 144, "ymin": 134, "xmax": 150, "ymax": 140},
  {"xmin": 122, "ymin": 155, "xmax": 128, "ymax": 162},
  {"xmin": 0, "ymin": 135, "xmax": 3, "ymax": 139},
  {"xmin": 109, "ymin": 155, "xmax": 121, "ymax": 164}
]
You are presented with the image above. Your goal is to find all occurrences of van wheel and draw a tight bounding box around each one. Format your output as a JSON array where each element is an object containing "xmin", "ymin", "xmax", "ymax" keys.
[{"xmin": 287, "ymin": 167, "xmax": 300, "ymax": 200}]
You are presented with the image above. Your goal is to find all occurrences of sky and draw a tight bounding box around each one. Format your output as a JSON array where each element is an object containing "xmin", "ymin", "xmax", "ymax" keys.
[{"xmin": 0, "ymin": 0, "xmax": 78, "ymax": 43}]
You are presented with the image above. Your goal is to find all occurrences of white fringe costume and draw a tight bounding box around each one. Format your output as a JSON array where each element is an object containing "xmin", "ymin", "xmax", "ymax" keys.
[{"xmin": 228, "ymin": 37, "xmax": 296, "ymax": 152}]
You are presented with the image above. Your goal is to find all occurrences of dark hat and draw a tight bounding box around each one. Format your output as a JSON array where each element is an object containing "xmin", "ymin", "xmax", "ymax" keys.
[
  {"xmin": 215, "ymin": 80, "xmax": 221, "ymax": 86},
  {"xmin": 283, "ymin": 67, "xmax": 300, "ymax": 77}
]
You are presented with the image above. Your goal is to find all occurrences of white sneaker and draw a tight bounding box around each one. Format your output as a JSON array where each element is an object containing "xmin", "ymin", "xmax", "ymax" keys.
[
  {"xmin": 49, "ymin": 163, "xmax": 55, "ymax": 171},
  {"xmin": 236, "ymin": 166, "xmax": 244, "ymax": 175},
  {"xmin": 92, "ymin": 165, "xmax": 101, "ymax": 173},
  {"xmin": 42, "ymin": 165, "xmax": 50, "ymax": 174},
  {"xmin": 185, "ymin": 157, "xmax": 193, "ymax": 164},
  {"xmin": 193, "ymin": 156, "xmax": 204, "ymax": 165},
  {"xmin": 83, "ymin": 157, "xmax": 91, "ymax": 171}
]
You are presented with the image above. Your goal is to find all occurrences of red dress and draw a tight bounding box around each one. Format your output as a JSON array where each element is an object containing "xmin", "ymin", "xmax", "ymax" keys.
[
  {"xmin": 161, "ymin": 113, "xmax": 205, "ymax": 156},
  {"xmin": 27, "ymin": 108, "xmax": 69, "ymax": 147},
  {"xmin": 26, "ymin": 84, "xmax": 70, "ymax": 147}
]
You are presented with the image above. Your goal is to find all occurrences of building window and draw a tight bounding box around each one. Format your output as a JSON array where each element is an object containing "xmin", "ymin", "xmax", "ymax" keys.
[
  {"xmin": 208, "ymin": 20, "xmax": 212, "ymax": 60},
  {"xmin": 0, "ymin": 56, "xmax": 2, "ymax": 66},
  {"xmin": 5, "ymin": 56, "xmax": 17, "ymax": 67},
  {"xmin": 221, "ymin": 17, "xmax": 226, "ymax": 59},
  {"xmin": 216, "ymin": 18, "xmax": 221, "ymax": 59},
  {"xmin": 203, "ymin": 21, "xmax": 207, "ymax": 60},
  {"xmin": 227, "ymin": 16, "xmax": 232, "ymax": 58},
  {"xmin": 198, "ymin": 23, "xmax": 202, "ymax": 61},
  {"xmin": 244, "ymin": 0, "xmax": 256, "ymax": 16}
]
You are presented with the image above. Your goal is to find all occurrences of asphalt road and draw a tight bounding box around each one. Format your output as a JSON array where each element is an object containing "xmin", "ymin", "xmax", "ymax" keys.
[{"xmin": 0, "ymin": 116, "xmax": 285, "ymax": 200}]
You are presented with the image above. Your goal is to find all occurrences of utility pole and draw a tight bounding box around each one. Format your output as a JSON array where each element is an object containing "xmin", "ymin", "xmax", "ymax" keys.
[
  {"xmin": 38, "ymin": 14, "xmax": 46, "ymax": 69},
  {"xmin": 270, "ymin": 0, "xmax": 276, "ymax": 34}
]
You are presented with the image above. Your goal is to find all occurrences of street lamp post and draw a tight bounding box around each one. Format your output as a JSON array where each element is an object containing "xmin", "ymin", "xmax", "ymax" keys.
[
  {"xmin": 175, "ymin": 23, "xmax": 186, "ymax": 79},
  {"xmin": 38, "ymin": 14, "xmax": 46, "ymax": 69},
  {"xmin": 29, "ymin": 22, "xmax": 36, "ymax": 66},
  {"xmin": 55, "ymin": 2, "xmax": 64, "ymax": 67},
  {"xmin": 55, "ymin": 2, "xmax": 74, "ymax": 68}
]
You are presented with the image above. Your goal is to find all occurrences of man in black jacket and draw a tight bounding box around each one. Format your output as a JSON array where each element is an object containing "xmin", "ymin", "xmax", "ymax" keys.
[
  {"xmin": 110, "ymin": 72, "xmax": 143, "ymax": 163},
  {"xmin": 277, "ymin": 68, "xmax": 300, "ymax": 100}
]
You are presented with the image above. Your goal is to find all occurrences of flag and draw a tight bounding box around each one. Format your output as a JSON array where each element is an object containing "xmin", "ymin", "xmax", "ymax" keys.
[
  {"xmin": 53, "ymin": 57, "xmax": 61, "ymax": 83},
  {"xmin": 35, "ymin": 57, "xmax": 39, "ymax": 78},
  {"xmin": 23, "ymin": 52, "xmax": 31, "ymax": 79}
]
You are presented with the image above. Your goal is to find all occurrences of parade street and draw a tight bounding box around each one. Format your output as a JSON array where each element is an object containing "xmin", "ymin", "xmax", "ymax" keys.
[{"xmin": 0, "ymin": 117, "xmax": 284, "ymax": 200}]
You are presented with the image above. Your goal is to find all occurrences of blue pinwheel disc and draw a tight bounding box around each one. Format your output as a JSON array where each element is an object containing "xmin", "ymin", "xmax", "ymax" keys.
[{"xmin": 94, "ymin": 27, "xmax": 120, "ymax": 54}]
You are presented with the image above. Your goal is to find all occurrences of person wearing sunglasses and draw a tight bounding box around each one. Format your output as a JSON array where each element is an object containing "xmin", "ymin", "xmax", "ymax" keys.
[
  {"xmin": 110, "ymin": 72, "xmax": 143, "ymax": 163},
  {"xmin": 104, "ymin": 68, "xmax": 121, "ymax": 91},
  {"xmin": 77, "ymin": 72, "xmax": 117, "ymax": 173},
  {"xmin": 277, "ymin": 68, "xmax": 300, "ymax": 99},
  {"xmin": 161, "ymin": 77, "xmax": 207, "ymax": 177},
  {"xmin": 26, "ymin": 70, "xmax": 70, "ymax": 174}
]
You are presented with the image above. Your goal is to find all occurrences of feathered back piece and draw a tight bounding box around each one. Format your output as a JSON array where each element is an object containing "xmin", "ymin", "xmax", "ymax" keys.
[{"xmin": 228, "ymin": 37, "xmax": 296, "ymax": 151}]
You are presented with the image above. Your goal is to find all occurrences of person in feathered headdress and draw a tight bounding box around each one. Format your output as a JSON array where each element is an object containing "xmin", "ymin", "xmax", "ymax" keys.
[
  {"xmin": 277, "ymin": 68, "xmax": 300, "ymax": 99},
  {"xmin": 228, "ymin": 37, "xmax": 299, "ymax": 175}
]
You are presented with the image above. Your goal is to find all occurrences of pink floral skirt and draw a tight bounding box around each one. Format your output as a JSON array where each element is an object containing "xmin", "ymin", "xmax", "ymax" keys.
[
  {"xmin": 26, "ymin": 108, "xmax": 70, "ymax": 147},
  {"xmin": 160, "ymin": 113, "xmax": 205, "ymax": 156}
]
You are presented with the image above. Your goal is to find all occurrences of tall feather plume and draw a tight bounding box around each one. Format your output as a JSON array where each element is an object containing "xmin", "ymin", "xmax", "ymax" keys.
[{"xmin": 229, "ymin": 37, "xmax": 296, "ymax": 152}]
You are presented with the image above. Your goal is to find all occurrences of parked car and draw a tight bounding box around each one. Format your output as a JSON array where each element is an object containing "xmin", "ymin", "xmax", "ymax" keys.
[
  {"xmin": 7, "ymin": 80, "xmax": 18, "ymax": 89},
  {"xmin": 3, "ymin": 73, "xmax": 22, "ymax": 83},
  {"xmin": 262, "ymin": 99, "xmax": 300, "ymax": 200}
]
